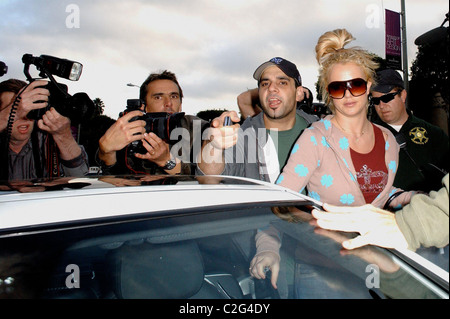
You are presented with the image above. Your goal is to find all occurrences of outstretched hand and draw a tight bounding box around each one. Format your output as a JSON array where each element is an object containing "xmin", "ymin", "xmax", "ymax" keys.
[{"xmin": 311, "ymin": 203, "xmax": 409, "ymax": 250}]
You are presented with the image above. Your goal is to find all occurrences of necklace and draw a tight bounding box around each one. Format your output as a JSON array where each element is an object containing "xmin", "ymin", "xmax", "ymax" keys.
[{"xmin": 334, "ymin": 117, "xmax": 368, "ymax": 142}]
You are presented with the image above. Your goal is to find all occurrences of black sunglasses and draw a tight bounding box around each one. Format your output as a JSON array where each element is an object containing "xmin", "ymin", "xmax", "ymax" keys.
[
  {"xmin": 327, "ymin": 78, "xmax": 367, "ymax": 99},
  {"xmin": 371, "ymin": 91, "xmax": 402, "ymax": 105}
]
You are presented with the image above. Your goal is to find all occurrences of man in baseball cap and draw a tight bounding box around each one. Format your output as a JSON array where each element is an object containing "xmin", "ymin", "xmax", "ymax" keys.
[
  {"xmin": 371, "ymin": 68, "xmax": 449, "ymax": 192},
  {"xmin": 253, "ymin": 57, "xmax": 302, "ymax": 87},
  {"xmin": 197, "ymin": 56, "xmax": 317, "ymax": 181},
  {"xmin": 372, "ymin": 68, "xmax": 404, "ymax": 93}
]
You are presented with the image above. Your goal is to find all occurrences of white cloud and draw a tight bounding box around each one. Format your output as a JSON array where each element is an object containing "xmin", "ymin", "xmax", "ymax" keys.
[{"xmin": 1, "ymin": 0, "xmax": 448, "ymax": 118}]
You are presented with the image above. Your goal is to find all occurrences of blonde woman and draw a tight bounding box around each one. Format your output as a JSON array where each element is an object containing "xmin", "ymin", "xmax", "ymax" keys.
[{"xmin": 250, "ymin": 29, "xmax": 414, "ymax": 297}]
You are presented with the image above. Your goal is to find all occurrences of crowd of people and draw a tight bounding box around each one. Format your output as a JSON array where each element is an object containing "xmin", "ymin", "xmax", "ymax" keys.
[{"xmin": 1, "ymin": 28, "xmax": 448, "ymax": 295}]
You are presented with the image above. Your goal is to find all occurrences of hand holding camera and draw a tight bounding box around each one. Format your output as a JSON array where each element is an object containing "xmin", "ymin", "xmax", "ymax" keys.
[
  {"xmin": 98, "ymin": 110, "xmax": 147, "ymax": 165},
  {"xmin": 15, "ymin": 80, "xmax": 50, "ymax": 121},
  {"xmin": 208, "ymin": 110, "xmax": 241, "ymax": 151},
  {"xmin": 37, "ymin": 106, "xmax": 72, "ymax": 139},
  {"xmin": 22, "ymin": 54, "xmax": 95, "ymax": 125},
  {"xmin": 133, "ymin": 131, "xmax": 172, "ymax": 168}
]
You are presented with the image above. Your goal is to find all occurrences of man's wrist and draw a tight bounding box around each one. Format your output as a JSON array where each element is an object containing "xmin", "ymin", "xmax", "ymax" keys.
[
  {"xmin": 161, "ymin": 154, "xmax": 177, "ymax": 170},
  {"xmin": 98, "ymin": 146, "xmax": 117, "ymax": 166}
]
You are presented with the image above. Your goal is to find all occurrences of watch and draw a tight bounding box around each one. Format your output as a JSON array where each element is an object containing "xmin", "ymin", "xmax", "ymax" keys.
[{"xmin": 163, "ymin": 156, "xmax": 177, "ymax": 170}]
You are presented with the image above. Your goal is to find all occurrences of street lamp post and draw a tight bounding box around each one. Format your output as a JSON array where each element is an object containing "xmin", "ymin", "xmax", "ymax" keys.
[{"xmin": 400, "ymin": 0, "xmax": 409, "ymax": 95}]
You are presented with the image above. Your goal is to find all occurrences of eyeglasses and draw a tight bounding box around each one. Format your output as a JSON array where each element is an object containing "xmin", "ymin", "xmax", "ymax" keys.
[
  {"xmin": 327, "ymin": 78, "xmax": 367, "ymax": 99},
  {"xmin": 371, "ymin": 91, "xmax": 401, "ymax": 105}
]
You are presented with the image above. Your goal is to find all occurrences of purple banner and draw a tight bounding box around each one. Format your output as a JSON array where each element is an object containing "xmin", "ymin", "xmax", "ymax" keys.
[{"xmin": 385, "ymin": 9, "xmax": 402, "ymax": 70}]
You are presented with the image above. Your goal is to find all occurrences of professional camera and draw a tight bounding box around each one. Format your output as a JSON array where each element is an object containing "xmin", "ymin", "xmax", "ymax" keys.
[
  {"xmin": 121, "ymin": 99, "xmax": 185, "ymax": 155},
  {"xmin": 118, "ymin": 98, "xmax": 143, "ymax": 118},
  {"xmin": 0, "ymin": 61, "xmax": 7, "ymax": 77},
  {"xmin": 299, "ymin": 102, "xmax": 330, "ymax": 117},
  {"xmin": 22, "ymin": 54, "xmax": 95, "ymax": 124}
]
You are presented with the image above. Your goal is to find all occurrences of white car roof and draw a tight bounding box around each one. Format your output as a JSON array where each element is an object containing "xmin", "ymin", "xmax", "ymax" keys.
[{"xmin": 0, "ymin": 175, "xmax": 321, "ymax": 233}]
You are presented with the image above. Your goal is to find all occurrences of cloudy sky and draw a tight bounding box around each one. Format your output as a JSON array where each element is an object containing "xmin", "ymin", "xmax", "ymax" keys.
[{"xmin": 1, "ymin": 0, "xmax": 448, "ymax": 119}]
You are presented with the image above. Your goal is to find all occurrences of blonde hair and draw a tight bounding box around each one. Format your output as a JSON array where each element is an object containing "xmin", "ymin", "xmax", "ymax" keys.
[{"xmin": 315, "ymin": 29, "xmax": 379, "ymax": 112}]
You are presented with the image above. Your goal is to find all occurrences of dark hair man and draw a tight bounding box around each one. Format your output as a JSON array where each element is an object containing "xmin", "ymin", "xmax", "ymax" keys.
[
  {"xmin": 0, "ymin": 79, "xmax": 88, "ymax": 180},
  {"xmin": 97, "ymin": 70, "xmax": 209, "ymax": 175}
]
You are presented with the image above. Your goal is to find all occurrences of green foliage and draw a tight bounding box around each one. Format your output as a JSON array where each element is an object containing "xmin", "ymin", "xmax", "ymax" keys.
[
  {"xmin": 92, "ymin": 98, "xmax": 105, "ymax": 116},
  {"xmin": 196, "ymin": 108, "xmax": 229, "ymax": 122},
  {"xmin": 409, "ymin": 32, "xmax": 449, "ymax": 122}
]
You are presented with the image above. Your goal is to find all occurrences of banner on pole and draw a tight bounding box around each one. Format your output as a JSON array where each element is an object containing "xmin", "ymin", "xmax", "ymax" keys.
[{"xmin": 385, "ymin": 9, "xmax": 402, "ymax": 70}]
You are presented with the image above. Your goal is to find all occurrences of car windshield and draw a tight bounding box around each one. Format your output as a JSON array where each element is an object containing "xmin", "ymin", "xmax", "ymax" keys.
[{"xmin": 0, "ymin": 178, "xmax": 448, "ymax": 300}]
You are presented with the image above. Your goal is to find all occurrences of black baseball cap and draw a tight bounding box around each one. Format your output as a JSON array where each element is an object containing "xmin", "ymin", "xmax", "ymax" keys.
[
  {"xmin": 372, "ymin": 69, "xmax": 405, "ymax": 93},
  {"xmin": 253, "ymin": 57, "xmax": 302, "ymax": 86}
]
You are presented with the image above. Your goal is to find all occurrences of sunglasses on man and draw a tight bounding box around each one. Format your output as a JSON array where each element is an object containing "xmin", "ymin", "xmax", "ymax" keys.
[
  {"xmin": 327, "ymin": 78, "xmax": 367, "ymax": 99},
  {"xmin": 370, "ymin": 90, "xmax": 402, "ymax": 105}
]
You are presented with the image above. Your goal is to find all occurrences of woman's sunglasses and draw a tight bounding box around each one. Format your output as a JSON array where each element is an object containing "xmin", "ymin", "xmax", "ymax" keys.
[
  {"xmin": 327, "ymin": 78, "xmax": 367, "ymax": 99},
  {"xmin": 371, "ymin": 90, "xmax": 402, "ymax": 105}
]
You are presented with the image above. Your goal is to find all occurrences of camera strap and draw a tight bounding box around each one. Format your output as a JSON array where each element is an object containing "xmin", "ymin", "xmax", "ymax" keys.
[
  {"xmin": 31, "ymin": 128, "xmax": 44, "ymax": 178},
  {"xmin": 394, "ymin": 132, "xmax": 425, "ymax": 177},
  {"xmin": 46, "ymin": 135, "xmax": 61, "ymax": 178}
]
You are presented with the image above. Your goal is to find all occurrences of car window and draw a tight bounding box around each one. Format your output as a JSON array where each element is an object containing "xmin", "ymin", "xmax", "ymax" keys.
[{"xmin": 0, "ymin": 202, "xmax": 447, "ymax": 299}]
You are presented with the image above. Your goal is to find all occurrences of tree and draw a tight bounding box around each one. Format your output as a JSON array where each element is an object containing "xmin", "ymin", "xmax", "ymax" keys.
[
  {"xmin": 409, "ymin": 26, "xmax": 449, "ymax": 134},
  {"xmin": 78, "ymin": 114, "xmax": 115, "ymax": 166},
  {"xmin": 77, "ymin": 97, "xmax": 113, "ymax": 166},
  {"xmin": 92, "ymin": 98, "xmax": 105, "ymax": 116},
  {"xmin": 196, "ymin": 108, "xmax": 229, "ymax": 123}
]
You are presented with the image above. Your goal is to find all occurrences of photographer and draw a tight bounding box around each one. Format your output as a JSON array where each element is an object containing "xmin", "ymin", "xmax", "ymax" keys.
[
  {"xmin": 97, "ymin": 70, "xmax": 209, "ymax": 175},
  {"xmin": 0, "ymin": 78, "xmax": 89, "ymax": 180}
]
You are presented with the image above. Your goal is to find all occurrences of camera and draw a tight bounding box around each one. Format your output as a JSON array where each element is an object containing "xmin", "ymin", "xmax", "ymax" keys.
[
  {"xmin": 121, "ymin": 99, "xmax": 185, "ymax": 155},
  {"xmin": 0, "ymin": 61, "xmax": 7, "ymax": 77},
  {"xmin": 22, "ymin": 54, "xmax": 95, "ymax": 124},
  {"xmin": 299, "ymin": 101, "xmax": 330, "ymax": 117},
  {"xmin": 118, "ymin": 98, "xmax": 142, "ymax": 118}
]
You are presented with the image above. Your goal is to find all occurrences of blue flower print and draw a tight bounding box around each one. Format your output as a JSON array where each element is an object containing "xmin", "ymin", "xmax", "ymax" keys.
[
  {"xmin": 310, "ymin": 136, "xmax": 318, "ymax": 146},
  {"xmin": 385, "ymin": 141, "xmax": 389, "ymax": 151},
  {"xmin": 388, "ymin": 161, "xmax": 397, "ymax": 173},
  {"xmin": 295, "ymin": 164, "xmax": 309, "ymax": 177},
  {"xmin": 321, "ymin": 174, "xmax": 333, "ymax": 188},
  {"xmin": 321, "ymin": 136, "xmax": 330, "ymax": 148},
  {"xmin": 275, "ymin": 175, "xmax": 284, "ymax": 185},
  {"xmin": 339, "ymin": 137, "xmax": 349, "ymax": 150},
  {"xmin": 309, "ymin": 191, "xmax": 321, "ymax": 201},
  {"xmin": 322, "ymin": 119, "xmax": 331, "ymax": 130},
  {"xmin": 291, "ymin": 144, "xmax": 299, "ymax": 154},
  {"xmin": 340, "ymin": 194, "xmax": 355, "ymax": 205}
]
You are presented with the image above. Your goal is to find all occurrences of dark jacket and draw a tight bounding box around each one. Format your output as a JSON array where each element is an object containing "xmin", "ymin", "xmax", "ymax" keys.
[
  {"xmin": 374, "ymin": 112, "xmax": 449, "ymax": 192},
  {"xmin": 1, "ymin": 128, "xmax": 89, "ymax": 181}
]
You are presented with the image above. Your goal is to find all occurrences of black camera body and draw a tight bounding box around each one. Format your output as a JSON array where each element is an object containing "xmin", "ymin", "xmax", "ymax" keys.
[
  {"xmin": 128, "ymin": 112, "xmax": 185, "ymax": 155},
  {"xmin": 22, "ymin": 54, "xmax": 95, "ymax": 124},
  {"xmin": 121, "ymin": 99, "xmax": 185, "ymax": 155},
  {"xmin": 118, "ymin": 98, "xmax": 143, "ymax": 118},
  {"xmin": 0, "ymin": 61, "xmax": 7, "ymax": 77}
]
